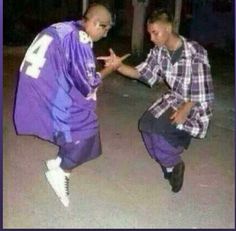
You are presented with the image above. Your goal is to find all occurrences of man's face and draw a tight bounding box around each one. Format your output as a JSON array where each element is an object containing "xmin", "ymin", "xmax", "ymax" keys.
[
  {"xmin": 147, "ymin": 22, "xmax": 171, "ymax": 47},
  {"xmin": 86, "ymin": 15, "xmax": 112, "ymax": 42}
]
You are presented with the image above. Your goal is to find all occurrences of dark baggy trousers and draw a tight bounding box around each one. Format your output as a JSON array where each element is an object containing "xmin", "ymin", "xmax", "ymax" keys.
[{"xmin": 139, "ymin": 108, "xmax": 192, "ymax": 167}]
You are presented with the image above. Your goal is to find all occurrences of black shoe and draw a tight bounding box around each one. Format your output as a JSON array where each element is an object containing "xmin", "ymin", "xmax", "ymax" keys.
[
  {"xmin": 170, "ymin": 161, "xmax": 185, "ymax": 193},
  {"xmin": 161, "ymin": 165, "xmax": 172, "ymax": 180}
]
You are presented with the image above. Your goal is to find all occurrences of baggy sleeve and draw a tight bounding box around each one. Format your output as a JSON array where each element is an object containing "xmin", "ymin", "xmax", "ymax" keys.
[
  {"xmin": 65, "ymin": 31, "xmax": 102, "ymax": 97},
  {"xmin": 135, "ymin": 48, "xmax": 162, "ymax": 87},
  {"xmin": 190, "ymin": 47, "xmax": 214, "ymax": 103}
]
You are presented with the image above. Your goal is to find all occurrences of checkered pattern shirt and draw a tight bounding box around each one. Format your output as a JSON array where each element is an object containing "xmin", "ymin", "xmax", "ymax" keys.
[{"xmin": 135, "ymin": 36, "xmax": 214, "ymax": 138}]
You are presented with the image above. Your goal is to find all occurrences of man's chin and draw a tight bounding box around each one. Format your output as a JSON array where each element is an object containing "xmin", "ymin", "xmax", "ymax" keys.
[
  {"xmin": 152, "ymin": 42, "xmax": 160, "ymax": 47},
  {"xmin": 94, "ymin": 37, "xmax": 102, "ymax": 42}
]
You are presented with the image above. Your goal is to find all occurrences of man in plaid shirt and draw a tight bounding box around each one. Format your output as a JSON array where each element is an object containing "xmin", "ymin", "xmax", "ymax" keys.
[{"xmin": 98, "ymin": 9, "xmax": 214, "ymax": 193}]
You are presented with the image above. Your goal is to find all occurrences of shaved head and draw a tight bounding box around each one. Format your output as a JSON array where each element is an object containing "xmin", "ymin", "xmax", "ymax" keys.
[
  {"xmin": 82, "ymin": 3, "xmax": 112, "ymax": 41},
  {"xmin": 84, "ymin": 4, "xmax": 111, "ymax": 24}
]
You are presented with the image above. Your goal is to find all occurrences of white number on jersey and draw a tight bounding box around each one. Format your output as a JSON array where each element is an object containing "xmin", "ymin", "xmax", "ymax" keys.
[{"xmin": 20, "ymin": 34, "xmax": 53, "ymax": 79}]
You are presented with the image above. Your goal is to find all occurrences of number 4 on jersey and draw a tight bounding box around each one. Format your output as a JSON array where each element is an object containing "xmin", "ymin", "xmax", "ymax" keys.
[{"xmin": 20, "ymin": 34, "xmax": 53, "ymax": 79}]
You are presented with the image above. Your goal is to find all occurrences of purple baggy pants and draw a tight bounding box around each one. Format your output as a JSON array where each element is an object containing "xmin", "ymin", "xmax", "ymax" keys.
[
  {"xmin": 141, "ymin": 131, "xmax": 184, "ymax": 168},
  {"xmin": 55, "ymin": 131, "xmax": 102, "ymax": 170}
]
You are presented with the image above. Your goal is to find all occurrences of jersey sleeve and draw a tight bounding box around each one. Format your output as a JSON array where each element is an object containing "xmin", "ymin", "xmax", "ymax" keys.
[{"xmin": 65, "ymin": 30, "xmax": 102, "ymax": 97}]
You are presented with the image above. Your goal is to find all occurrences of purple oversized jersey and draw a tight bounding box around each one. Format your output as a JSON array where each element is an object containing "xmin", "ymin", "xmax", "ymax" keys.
[{"xmin": 14, "ymin": 21, "xmax": 102, "ymax": 144}]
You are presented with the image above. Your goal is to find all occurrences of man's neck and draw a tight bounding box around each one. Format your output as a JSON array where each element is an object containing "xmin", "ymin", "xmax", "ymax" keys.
[{"xmin": 165, "ymin": 34, "xmax": 182, "ymax": 51}]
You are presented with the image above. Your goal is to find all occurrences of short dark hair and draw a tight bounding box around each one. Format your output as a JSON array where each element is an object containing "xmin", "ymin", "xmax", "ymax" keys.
[{"xmin": 147, "ymin": 8, "xmax": 173, "ymax": 25}]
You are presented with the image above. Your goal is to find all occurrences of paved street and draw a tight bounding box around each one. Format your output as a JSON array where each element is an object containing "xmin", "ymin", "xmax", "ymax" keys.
[{"xmin": 3, "ymin": 46, "xmax": 235, "ymax": 228}]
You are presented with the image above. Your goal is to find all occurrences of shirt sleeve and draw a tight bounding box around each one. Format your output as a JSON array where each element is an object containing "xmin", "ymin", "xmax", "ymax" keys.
[
  {"xmin": 66, "ymin": 31, "xmax": 102, "ymax": 97},
  {"xmin": 135, "ymin": 48, "xmax": 162, "ymax": 87},
  {"xmin": 190, "ymin": 49, "xmax": 214, "ymax": 103}
]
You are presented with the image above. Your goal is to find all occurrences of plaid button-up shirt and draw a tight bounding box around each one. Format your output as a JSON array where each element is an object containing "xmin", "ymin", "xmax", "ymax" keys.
[{"xmin": 136, "ymin": 36, "xmax": 214, "ymax": 138}]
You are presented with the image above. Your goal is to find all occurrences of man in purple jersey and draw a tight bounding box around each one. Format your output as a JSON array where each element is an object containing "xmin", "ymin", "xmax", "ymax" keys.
[
  {"xmin": 14, "ymin": 4, "xmax": 128, "ymax": 207},
  {"xmin": 98, "ymin": 9, "xmax": 214, "ymax": 193}
]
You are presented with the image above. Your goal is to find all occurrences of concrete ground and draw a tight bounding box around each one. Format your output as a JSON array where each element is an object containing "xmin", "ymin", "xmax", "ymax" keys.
[{"xmin": 3, "ymin": 46, "xmax": 235, "ymax": 229}]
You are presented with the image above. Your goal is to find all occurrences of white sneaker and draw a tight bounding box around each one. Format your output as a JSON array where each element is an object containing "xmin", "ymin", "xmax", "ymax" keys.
[
  {"xmin": 45, "ymin": 167, "xmax": 70, "ymax": 207},
  {"xmin": 46, "ymin": 157, "xmax": 61, "ymax": 170}
]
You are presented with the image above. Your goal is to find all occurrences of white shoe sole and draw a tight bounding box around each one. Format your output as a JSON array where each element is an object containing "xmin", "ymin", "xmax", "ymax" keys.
[
  {"xmin": 45, "ymin": 160, "xmax": 59, "ymax": 171},
  {"xmin": 45, "ymin": 170, "xmax": 69, "ymax": 207}
]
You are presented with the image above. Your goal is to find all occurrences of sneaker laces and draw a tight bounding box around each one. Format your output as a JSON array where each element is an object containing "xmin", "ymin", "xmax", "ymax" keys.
[{"xmin": 65, "ymin": 176, "xmax": 69, "ymax": 196}]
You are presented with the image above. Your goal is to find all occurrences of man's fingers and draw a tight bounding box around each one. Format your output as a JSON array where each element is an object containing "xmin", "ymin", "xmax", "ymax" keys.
[
  {"xmin": 169, "ymin": 111, "xmax": 177, "ymax": 120},
  {"xmin": 120, "ymin": 53, "xmax": 131, "ymax": 61},
  {"xmin": 109, "ymin": 48, "xmax": 115, "ymax": 55},
  {"xmin": 97, "ymin": 56, "xmax": 110, "ymax": 60},
  {"xmin": 97, "ymin": 53, "xmax": 130, "ymax": 62}
]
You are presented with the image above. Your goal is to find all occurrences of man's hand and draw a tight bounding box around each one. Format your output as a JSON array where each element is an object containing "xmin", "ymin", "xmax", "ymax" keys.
[
  {"xmin": 97, "ymin": 48, "xmax": 130, "ymax": 70},
  {"xmin": 170, "ymin": 101, "xmax": 195, "ymax": 125}
]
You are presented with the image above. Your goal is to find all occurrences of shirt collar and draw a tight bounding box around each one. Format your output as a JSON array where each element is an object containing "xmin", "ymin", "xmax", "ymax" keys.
[
  {"xmin": 159, "ymin": 36, "xmax": 192, "ymax": 61},
  {"xmin": 76, "ymin": 20, "xmax": 93, "ymax": 48},
  {"xmin": 179, "ymin": 36, "xmax": 192, "ymax": 60}
]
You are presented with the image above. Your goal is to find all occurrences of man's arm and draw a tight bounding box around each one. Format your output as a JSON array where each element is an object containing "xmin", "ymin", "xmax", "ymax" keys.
[
  {"xmin": 97, "ymin": 49, "xmax": 139, "ymax": 79},
  {"xmin": 116, "ymin": 63, "xmax": 140, "ymax": 79}
]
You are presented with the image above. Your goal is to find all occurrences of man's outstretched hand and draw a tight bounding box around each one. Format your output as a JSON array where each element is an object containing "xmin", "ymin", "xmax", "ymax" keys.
[{"xmin": 97, "ymin": 48, "xmax": 130, "ymax": 70}]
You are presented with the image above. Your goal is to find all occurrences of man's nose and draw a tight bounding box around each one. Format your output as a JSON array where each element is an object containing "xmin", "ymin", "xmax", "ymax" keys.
[{"xmin": 150, "ymin": 34, "xmax": 155, "ymax": 42}]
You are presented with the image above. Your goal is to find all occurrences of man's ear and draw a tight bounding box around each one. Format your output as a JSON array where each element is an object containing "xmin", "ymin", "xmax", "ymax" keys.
[
  {"xmin": 166, "ymin": 24, "xmax": 172, "ymax": 33},
  {"xmin": 95, "ymin": 21, "xmax": 100, "ymax": 28},
  {"xmin": 95, "ymin": 22, "xmax": 99, "ymax": 28}
]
